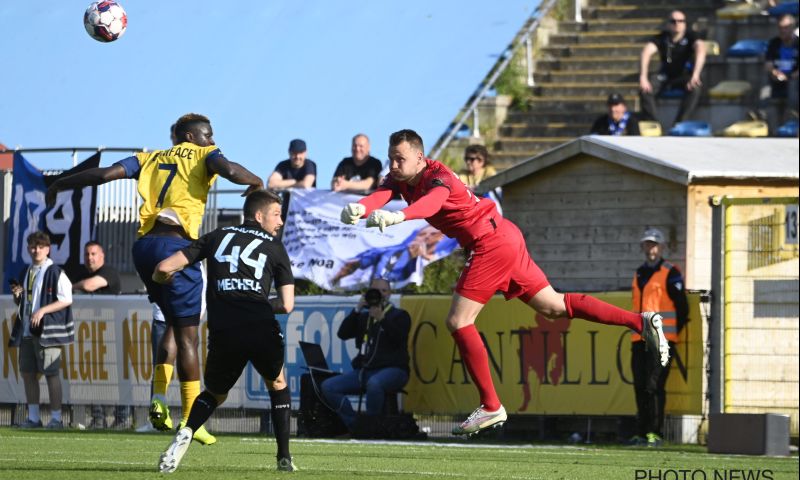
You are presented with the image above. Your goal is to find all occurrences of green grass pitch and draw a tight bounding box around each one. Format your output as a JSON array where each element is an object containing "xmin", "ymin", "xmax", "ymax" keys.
[{"xmin": 1, "ymin": 428, "xmax": 797, "ymax": 479}]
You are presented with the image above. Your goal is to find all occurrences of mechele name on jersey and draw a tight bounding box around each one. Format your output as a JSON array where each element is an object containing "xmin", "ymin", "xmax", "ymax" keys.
[{"xmin": 216, "ymin": 277, "xmax": 263, "ymax": 292}]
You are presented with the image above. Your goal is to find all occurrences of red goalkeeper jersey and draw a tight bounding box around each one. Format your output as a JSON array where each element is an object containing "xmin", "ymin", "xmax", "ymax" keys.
[{"xmin": 363, "ymin": 159, "xmax": 499, "ymax": 247}]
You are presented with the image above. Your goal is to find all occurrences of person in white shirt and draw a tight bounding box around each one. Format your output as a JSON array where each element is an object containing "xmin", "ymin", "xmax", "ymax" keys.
[{"xmin": 8, "ymin": 231, "xmax": 74, "ymax": 429}]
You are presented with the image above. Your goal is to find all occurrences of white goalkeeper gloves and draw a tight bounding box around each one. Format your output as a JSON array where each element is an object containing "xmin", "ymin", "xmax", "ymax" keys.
[
  {"xmin": 366, "ymin": 210, "xmax": 405, "ymax": 232},
  {"xmin": 340, "ymin": 203, "xmax": 366, "ymax": 225}
]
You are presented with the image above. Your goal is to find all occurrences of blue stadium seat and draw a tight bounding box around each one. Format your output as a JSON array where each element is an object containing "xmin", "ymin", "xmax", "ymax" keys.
[
  {"xmin": 727, "ymin": 39, "xmax": 769, "ymax": 58},
  {"xmin": 776, "ymin": 119, "xmax": 799, "ymax": 137},
  {"xmin": 668, "ymin": 121, "xmax": 712, "ymax": 136},
  {"xmin": 769, "ymin": 1, "xmax": 799, "ymax": 17}
]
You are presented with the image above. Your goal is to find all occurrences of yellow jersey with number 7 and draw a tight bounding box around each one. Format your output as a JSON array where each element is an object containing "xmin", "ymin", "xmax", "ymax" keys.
[{"xmin": 128, "ymin": 143, "xmax": 219, "ymax": 239}]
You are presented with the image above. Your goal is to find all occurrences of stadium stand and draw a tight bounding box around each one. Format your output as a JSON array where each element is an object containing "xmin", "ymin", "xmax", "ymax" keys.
[{"xmin": 486, "ymin": 0, "xmax": 796, "ymax": 172}]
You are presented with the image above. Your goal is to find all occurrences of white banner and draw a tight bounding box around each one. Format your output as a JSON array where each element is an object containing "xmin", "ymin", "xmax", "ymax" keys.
[
  {"xmin": 283, "ymin": 189, "xmax": 458, "ymax": 291},
  {"xmin": 0, "ymin": 295, "xmax": 376, "ymax": 409}
]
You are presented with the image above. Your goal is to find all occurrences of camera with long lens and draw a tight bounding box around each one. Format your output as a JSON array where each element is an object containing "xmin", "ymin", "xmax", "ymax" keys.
[{"xmin": 364, "ymin": 288, "xmax": 383, "ymax": 307}]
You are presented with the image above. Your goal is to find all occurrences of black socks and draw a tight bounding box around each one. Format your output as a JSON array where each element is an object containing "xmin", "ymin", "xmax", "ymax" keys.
[{"xmin": 269, "ymin": 387, "xmax": 291, "ymax": 459}]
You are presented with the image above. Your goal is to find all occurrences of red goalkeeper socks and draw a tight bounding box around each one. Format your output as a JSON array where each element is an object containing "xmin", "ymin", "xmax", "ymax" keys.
[
  {"xmin": 564, "ymin": 293, "xmax": 642, "ymax": 332},
  {"xmin": 452, "ymin": 324, "xmax": 502, "ymax": 411}
]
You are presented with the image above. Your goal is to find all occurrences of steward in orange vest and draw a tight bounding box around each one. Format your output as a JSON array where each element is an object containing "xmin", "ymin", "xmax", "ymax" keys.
[
  {"xmin": 631, "ymin": 259, "xmax": 689, "ymax": 342},
  {"xmin": 629, "ymin": 228, "xmax": 689, "ymax": 447}
]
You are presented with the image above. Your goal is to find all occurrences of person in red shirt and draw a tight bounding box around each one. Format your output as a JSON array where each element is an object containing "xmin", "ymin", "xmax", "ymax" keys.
[{"xmin": 340, "ymin": 129, "xmax": 671, "ymax": 436}]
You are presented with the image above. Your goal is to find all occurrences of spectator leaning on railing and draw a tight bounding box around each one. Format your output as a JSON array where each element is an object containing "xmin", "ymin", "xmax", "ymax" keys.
[
  {"xmin": 267, "ymin": 138, "xmax": 317, "ymax": 190},
  {"xmin": 332, "ymin": 134, "xmax": 383, "ymax": 193}
]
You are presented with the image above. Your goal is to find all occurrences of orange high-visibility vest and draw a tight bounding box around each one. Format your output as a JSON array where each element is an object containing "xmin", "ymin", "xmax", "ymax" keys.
[{"xmin": 631, "ymin": 261, "xmax": 679, "ymax": 342}]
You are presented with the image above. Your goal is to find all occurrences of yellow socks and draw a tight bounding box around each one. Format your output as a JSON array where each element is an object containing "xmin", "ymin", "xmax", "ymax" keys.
[
  {"xmin": 153, "ymin": 364, "xmax": 174, "ymax": 398},
  {"xmin": 180, "ymin": 380, "xmax": 200, "ymax": 423}
]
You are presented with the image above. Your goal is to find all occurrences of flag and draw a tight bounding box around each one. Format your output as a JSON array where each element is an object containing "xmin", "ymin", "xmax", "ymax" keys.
[
  {"xmin": 282, "ymin": 189, "xmax": 458, "ymax": 291},
  {"xmin": 4, "ymin": 152, "xmax": 101, "ymax": 291}
]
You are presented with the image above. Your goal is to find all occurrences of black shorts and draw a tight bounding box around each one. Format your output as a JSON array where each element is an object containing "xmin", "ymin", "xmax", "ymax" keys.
[{"xmin": 204, "ymin": 318, "xmax": 285, "ymax": 395}]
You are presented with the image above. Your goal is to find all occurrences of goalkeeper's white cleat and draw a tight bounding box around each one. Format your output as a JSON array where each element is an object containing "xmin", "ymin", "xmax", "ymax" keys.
[
  {"xmin": 452, "ymin": 405, "xmax": 507, "ymax": 436},
  {"xmin": 158, "ymin": 427, "xmax": 192, "ymax": 473},
  {"xmin": 641, "ymin": 312, "xmax": 670, "ymax": 367}
]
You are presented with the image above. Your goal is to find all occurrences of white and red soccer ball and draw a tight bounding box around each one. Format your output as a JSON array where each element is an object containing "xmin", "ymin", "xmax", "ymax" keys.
[{"xmin": 84, "ymin": 1, "xmax": 127, "ymax": 42}]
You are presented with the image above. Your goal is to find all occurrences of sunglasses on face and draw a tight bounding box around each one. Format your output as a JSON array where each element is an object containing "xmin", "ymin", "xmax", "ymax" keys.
[
  {"xmin": 465, "ymin": 156, "xmax": 483, "ymax": 162},
  {"xmin": 668, "ymin": 18, "xmax": 686, "ymax": 24}
]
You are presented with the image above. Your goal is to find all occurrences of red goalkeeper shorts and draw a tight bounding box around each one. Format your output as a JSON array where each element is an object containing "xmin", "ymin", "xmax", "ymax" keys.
[{"xmin": 455, "ymin": 218, "xmax": 550, "ymax": 304}]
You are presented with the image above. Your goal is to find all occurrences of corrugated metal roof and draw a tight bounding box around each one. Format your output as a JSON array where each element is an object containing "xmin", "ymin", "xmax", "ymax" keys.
[{"xmin": 480, "ymin": 136, "xmax": 799, "ymax": 190}]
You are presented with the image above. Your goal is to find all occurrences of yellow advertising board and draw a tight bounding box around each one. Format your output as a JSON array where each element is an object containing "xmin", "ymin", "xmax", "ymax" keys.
[{"xmin": 401, "ymin": 292, "xmax": 703, "ymax": 415}]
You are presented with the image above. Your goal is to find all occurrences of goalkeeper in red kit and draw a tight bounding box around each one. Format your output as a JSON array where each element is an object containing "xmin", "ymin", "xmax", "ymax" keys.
[{"xmin": 340, "ymin": 129, "xmax": 670, "ymax": 436}]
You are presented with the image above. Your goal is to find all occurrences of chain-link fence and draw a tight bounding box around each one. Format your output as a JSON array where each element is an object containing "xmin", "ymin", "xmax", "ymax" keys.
[{"xmin": 710, "ymin": 196, "xmax": 799, "ymax": 436}]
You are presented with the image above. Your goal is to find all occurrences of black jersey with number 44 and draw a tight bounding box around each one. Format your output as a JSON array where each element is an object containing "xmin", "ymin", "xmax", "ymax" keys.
[{"xmin": 181, "ymin": 220, "xmax": 294, "ymax": 331}]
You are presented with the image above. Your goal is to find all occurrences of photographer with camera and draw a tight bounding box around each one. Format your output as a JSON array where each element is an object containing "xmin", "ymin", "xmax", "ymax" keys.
[{"xmin": 320, "ymin": 278, "xmax": 411, "ymax": 431}]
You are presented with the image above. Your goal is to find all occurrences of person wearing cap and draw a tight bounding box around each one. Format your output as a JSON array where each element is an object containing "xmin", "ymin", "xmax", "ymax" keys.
[
  {"xmin": 267, "ymin": 139, "xmax": 317, "ymax": 189},
  {"xmin": 590, "ymin": 93, "xmax": 641, "ymax": 136},
  {"xmin": 639, "ymin": 10, "xmax": 706, "ymax": 127},
  {"xmin": 629, "ymin": 227, "xmax": 689, "ymax": 447}
]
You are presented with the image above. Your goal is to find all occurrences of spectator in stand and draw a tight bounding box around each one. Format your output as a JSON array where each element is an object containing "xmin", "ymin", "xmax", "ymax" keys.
[
  {"xmin": 73, "ymin": 241, "xmax": 122, "ymax": 295},
  {"xmin": 72, "ymin": 241, "xmax": 126, "ymax": 429},
  {"xmin": 8, "ymin": 231, "xmax": 74, "ymax": 429},
  {"xmin": 458, "ymin": 145, "xmax": 496, "ymax": 189},
  {"xmin": 332, "ymin": 134, "xmax": 383, "ymax": 193},
  {"xmin": 764, "ymin": 14, "xmax": 799, "ymax": 122},
  {"xmin": 267, "ymin": 139, "xmax": 317, "ymax": 189},
  {"xmin": 639, "ymin": 10, "xmax": 707, "ymax": 127},
  {"xmin": 591, "ymin": 93, "xmax": 642, "ymax": 136}
]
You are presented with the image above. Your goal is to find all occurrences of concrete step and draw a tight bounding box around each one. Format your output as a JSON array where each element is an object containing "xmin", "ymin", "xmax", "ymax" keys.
[
  {"xmin": 559, "ymin": 18, "xmax": 663, "ymax": 32},
  {"xmin": 533, "ymin": 82, "xmax": 639, "ymax": 98},
  {"xmin": 549, "ymin": 30, "xmax": 657, "ymax": 45},
  {"xmin": 525, "ymin": 96, "xmax": 613, "ymax": 112},
  {"xmin": 536, "ymin": 56, "xmax": 650, "ymax": 71},
  {"xmin": 506, "ymin": 111, "xmax": 608, "ymax": 124},
  {"xmin": 495, "ymin": 137, "xmax": 573, "ymax": 153},
  {"xmin": 597, "ymin": 0, "xmax": 718, "ymax": 6},
  {"xmin": 535, "ymin": 70, "xmax": 639, "ymax": 83},
  {"xmin": 542, "ymin": 44, "xmax": 647, "ymax": 58},
  {"xmin": 587, "ymin": 5, "xmax": 717, "ymax": 20},
  {"xmin": 499, "ymin": 122, "xmax": 593, "ymax": 137}
]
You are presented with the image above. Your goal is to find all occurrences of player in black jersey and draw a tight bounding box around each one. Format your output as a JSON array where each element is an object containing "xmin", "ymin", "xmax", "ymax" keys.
[{"xmin": 153, "ymin": 190, "xmax": 298, "ymax": 473}]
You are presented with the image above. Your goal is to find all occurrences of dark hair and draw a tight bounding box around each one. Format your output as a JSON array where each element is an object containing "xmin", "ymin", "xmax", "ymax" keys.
[
  {"xmin": 84, "ymin": 241, "xmax": 104, "ymax": 252},
  {"xmin": 174, "ymin": 113, "xmax": 211, "ymax": 141},
  {"xmin": 243, "ymin": 189, "xmax": 283, "ymax": 220},
  {"xmin": 389, "ymin": 129, "xmax": 424, "ymax": 152},
  {"xmin": 26, "ymin": 231, "xmax": 51, "ymax": 247},
  {"xmin": 464, "ymin": 144, "xmax": 490, "ymax": 165}
]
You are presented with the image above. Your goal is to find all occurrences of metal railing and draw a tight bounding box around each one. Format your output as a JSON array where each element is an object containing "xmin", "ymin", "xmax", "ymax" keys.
[{"xmin": 428, "ymin": 0, "xmax": 564, "ymax": 160}]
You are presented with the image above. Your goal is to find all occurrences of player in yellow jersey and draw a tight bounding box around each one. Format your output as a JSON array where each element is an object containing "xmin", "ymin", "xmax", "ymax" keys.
[{"xmin": 46, "ymin": 113, "xmax": 263, "ymax": 445}]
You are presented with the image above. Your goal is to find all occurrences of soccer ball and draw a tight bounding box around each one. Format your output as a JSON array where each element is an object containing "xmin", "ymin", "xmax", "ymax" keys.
[{"xmin": 83, "ymin": 1, "xmax": 127, "ymax": 42}]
